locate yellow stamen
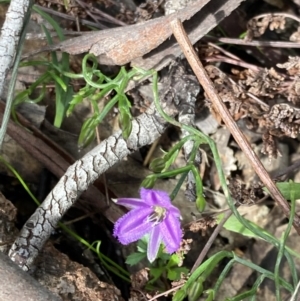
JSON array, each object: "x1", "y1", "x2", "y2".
[{"x1": 148, "y1": 206, "x2": 166, "y2": 224}]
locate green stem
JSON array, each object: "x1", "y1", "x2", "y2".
[
  {"x1": 233, "y1": 255, "x2": 293, "y2": 292},
  {"x1": 228, "y1": 274, "x2": 265, "y2": 301},
  {"x1": 170, "y1": 171, "x2": 189, "y2": 200},
  {"x1": 274, "y1": 182, "x2": 297, "y2": 300},
  {"x1": 60, "y1": 224, "x2": 131, "y2": 282},
  {"x1": 152, "y1": 70, "x2": 284, "y2": 252}
]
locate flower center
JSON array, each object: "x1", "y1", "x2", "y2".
[{"x1": 148, "y1": 206, "x2": 166, "y2": 225}]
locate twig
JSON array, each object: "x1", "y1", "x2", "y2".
[
  {"x1": 34, "y1": 4, "x2": 109, "y2": 30},
  {"x1": 207, "y1": 42, "x2": 242, "y2": 62},
  {"x1": 253, "y1": 12, "x2": 300, "y2": 24},
  {"x1": 226, "y1": 77, "x2": 269, "y2": 108},
  {"x1": 210, "y1": 37, "x2": 300, "y2": 49},
  {"x1": 143, "y1": 137, "x2": 160, "y2": 166},
  {"x1": 191, "y1": 210, "x2": 232, "y2": 273},
  {"x1": 205, "y1": 55, "x2": 261, "y2": 72},
  {"x1": 147, "y1": 284, "x2": 184, "y2": 301},
  {"x1": 170, "y1": 18, "x2": 300, "y2": 235},
  {"x1": 273, "y1": 159, "x2": 300, "y2": 181},
  {"x1": 74, "y1": 0, "x2": 127, "y2": 26}
]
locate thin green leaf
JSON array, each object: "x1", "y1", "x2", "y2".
[
  {"x1": 217, "y1": 213, "x2": 300, "y2": 259},
  {"x1": 33, "y1": 6, "x2": 65, "y2": 41},
  {"x1": 264, "y1": 182, "x2": 300, "y2": 201},
  {"x1": 46, "y1": 70, "x2": 67, "y2": 91}
]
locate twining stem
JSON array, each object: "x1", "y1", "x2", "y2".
[{"x1": 152, "y1": 70, "x2": 285, "y2": 269}]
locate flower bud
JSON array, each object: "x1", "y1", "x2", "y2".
[
  {"x1": 149, "y1": 158, "x2": 166, "y2": 173},
  {"x1": 188, "y1": 279, "x2": 203, "y2": 301},
  {"x1": 78, "y1": 118, "x2": 96, "y2": 149},
  {"x1": 140, "y1": 176, "x2": 156, "y2": 188},
  {"x1": 196, "y1": 195, "x2": 206, "y2": 212},
  {"x1": 119, "y1": 109, "x2": 132, "y2": 139}
]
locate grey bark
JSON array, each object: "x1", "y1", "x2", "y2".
[
  {"x1": 0, "y1": 0, "x2": 31, "y2": 97},
  {"x1": 0, "y1": 251, "x2": 62, "y2": 301}
]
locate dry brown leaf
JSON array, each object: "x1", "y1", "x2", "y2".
[
  {"x1": 30, "y1": 0, "x2": 245, "y2": 68},
  {"x1": 40, "y1": 0, "x2": 210, "y2": 65}
]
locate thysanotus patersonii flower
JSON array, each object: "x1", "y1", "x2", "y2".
[{"x1": 113, "y1": 188, "x2": 182, "y2": 262}]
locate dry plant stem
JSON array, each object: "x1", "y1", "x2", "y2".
[
  {"x1": 74, "y1": 0, "x2": 127, "y2": 26},
  {"x1": 273, "y1": 159, "x2": 300, "y2": 181},
  {"x1": 8, "y1": 103, "x2": 173, "y2": 271},
  {"x1": 254, "y1": 12, "x2": 300, "y2": 24},
  {"x1": 214, "y1": 37, "x2": 300, "y2": 49},
  {"x1": 143, "y1": 137, "x2": 160, "y2": 166},
  {"x1": 290, "y1": 278, "x2": 300, "y2": 301},
  {"x1": 170, "y1": 18, "x2": 300, "y2": 235},
  {"x1": 226, "y1": 77, "x2": 269, "y2": 108},
  {"x1": 191, "y1": 210, "x2": 232, "y2": 273},
  {"x1": 34, "y1": 5, "x2": 108, "y2": 30},
  {"x1": 205, "y1": 56, "x2": 261, "y2": 72},
  {"x1": 148, "y1": 284, "x2": 184, "y2": 301},
  {"x1": 207, "y1": 42, "x2": 242, "y2": 62}
]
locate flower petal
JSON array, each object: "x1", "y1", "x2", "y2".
[
  {"x1": 168, "y1": 206, "x2": 181, "y2": 218},
  {"x1": 147, "y1": 226, "x2": 162, "y2": 263},
  {"x1": 116, "y1": 198, "x2": 149, "y2": 209},
  {"x1": 160, "y1": 213, "x2": 182, "y2": 254},
  {"x1": 140, "y1": 188, "x2": 172, "y2": 208},
  {"x1": 113, "y1": 207, "x2": 153, "y2": 245}
]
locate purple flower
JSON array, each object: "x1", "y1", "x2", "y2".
[{"x1": 113, "y1": 188, "x2": 182, "y2": 263}]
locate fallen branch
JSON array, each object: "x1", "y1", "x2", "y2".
[{"x1": 8, "y1": 101, "x2": 177, "y2": 271}]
